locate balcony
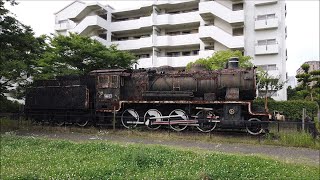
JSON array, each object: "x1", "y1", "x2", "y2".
[
  {"x1": 254, "y1": 0, "x2": 278, "y2": 6},
  {"x1": 267, "y1": 69, "x2": 281, "y2": 77},
  {"x1": 199, "y1": 1, "x2": 244, "y2": 24},
  {"x1": 71, "y1": 15, "x2": 108, "y2": 35},
  {"x1": 54, "y1": 22, "x2": 69, "y2": 31},
  {"x1": 156, "y1": 55, "x2": 200, "y2": 67},
  {"x1": 156, "y1": 11, "x2": 201, "y2": 26},
  {"x1": 111, "y1": 36, "x2": 153, "y2": 51},
  {"x1": 110, "y1": 16, "x2": 152, "y2": 32},
  {"x1": 255, "y1": 18, "x2": 279, "y2": 30},
  {"x1": 156, "y1": 34, "x2": 200, "y2": 47},
  {"x1": 67, "y1": 2, "x2": 106, "y2": 21},
  {"x1": 255, "y1": 44, "x2": 279, "y2": 55},
  {"x1": 136, "y1": 57, "x2": 153, "y2": 68},
  {"x1": 199, "y1": 26, "x2": 244, "y2": 49},
  {"x1": 155, "y1": 0, "x2": 195, "y2": 5},
  {"x1": 93, "y1": 35, "x2": 153, "y2": 51},
  {"x1": 199, "y1": 50, "x2": 215, "y2": 58}
]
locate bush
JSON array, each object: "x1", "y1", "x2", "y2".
[
  {"x1": 0, "y1": 96, "x2": 21, "y2": 113},
  {"x1": 253, "y1": 99, "x2": 319, "y2": 121},
  {"x1": 265, "y1": 132, "x2": 319, "y2": 149}
]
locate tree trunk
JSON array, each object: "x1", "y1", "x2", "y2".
[{"x1": 264, "y1": 89, "x2": 269, "y2": 113}]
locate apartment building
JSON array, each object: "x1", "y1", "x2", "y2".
[
  {"x1": 54, "y1": 0, "x2": 287, "y2": 100},
  {"x1": 296, "y1": 61, "x2": 320, "y2": 75},
  {"x1": 296, "y1": 60, "x2": 320, "y2": 87}
]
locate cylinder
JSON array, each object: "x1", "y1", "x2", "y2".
[{"x1": 227, "y1": 57, "x2": 239, "y2": 69}]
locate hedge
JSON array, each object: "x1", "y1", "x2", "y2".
[
  {"x1": 0, "y1": 97, "x2": 21, "y2": 113},
  {"x1": 253, "y1": 99, "x2": 319, "y2": 121}
]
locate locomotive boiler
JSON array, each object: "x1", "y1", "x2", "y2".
[{"x1": 25, "y1": 57, "x2": 270, "y2": 135}]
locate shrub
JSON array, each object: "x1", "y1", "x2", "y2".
[
  {"x1": 253, "y1": 99, "x2": 319, "y2": 121},
  {"x1": 0, "y1": 96, "x2": 21, "y2": 113}
]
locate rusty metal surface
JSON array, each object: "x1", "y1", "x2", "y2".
[
  {"x1": 225, "y1": 88, "x2": 239, "y2": 100},
  {"x1": 25, "y1": 86, "x2": 89, "y2": 110},
  {"x1": 96, "y1": 100, "x2": 270, "y2": 118}
]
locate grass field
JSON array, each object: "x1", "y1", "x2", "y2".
[{"x1": 1, "y1": 135, "x2": 319, "y2": 179}]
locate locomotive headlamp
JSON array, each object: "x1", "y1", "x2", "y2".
[{"x1": 229, "y1": 108, "x2": 235, "y2": 115}]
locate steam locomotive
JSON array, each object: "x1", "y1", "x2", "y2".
[{"x1": 25, "y1": 57, "x2": 270, "y2": 135}]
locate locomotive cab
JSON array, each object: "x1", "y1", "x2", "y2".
[{"x1": 90, "y1": 69, "x2": 126, "y2": 112}]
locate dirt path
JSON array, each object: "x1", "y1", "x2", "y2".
[{"x1": 11, "y1": 130, "x2": 320, "y2": 167}]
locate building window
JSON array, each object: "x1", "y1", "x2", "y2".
[
  {"x1": 117, "y1": 37, "x2": 129, "y2": 41},
  {"x1": 167, "y1": 11, "x2": 179, "y2": 15},
  {"x1": 166, "y1": 31, "x2": 180, "y2": 36},
  {"x1": 257, "y1": 14, "x2": 276, "y2": 20},
  {"x1": 257, "y1": 64, "x2": 277, "y2": 71},
  {"x1": 205, "y1": 45, "x2": 214, "y2": 50},
  {"x1": 182, "y1": 51, "x2": 191, "y2": 56},
  {"x1": 167, "y1": 52, "x2": 180, "y2": 57},
  {"x1": 181, "y1": 31, "x2": 191, "y2": 35},
  {"x1": 99, "y1": 14, "x2": 108, "y2": 20},
  {"x1": 232, "y1": 3, "x2": 243, "y2": 11},
  {"x1": 98, "y1": 33, "x2": 107, "y2": 40},
  {"x1": 257, "y1": 39, "x2": 277, "y2": 46},
  {"x1": 233, "y1": 27, "x2": 244, "y2": 36},
  {"x1": 193, "y1": 50, "x2": 199, "y2": 55},
  {"x1": 58, "y1": 19, "x2": 68, "y2": 24},
  {"x1": 136, "y1": 54, "x2": 149, "y2": 58}
]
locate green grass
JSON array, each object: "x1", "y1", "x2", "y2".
[
  {"x1": 264, "y1": 132, "x2": 320, "y2": 149},
  {"x1": 1, "y1": 135, "x2": 319, "y2": 179}
]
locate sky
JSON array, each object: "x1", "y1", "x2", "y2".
[{"x1": 6, "y1": 0, "x2": 320, "y2": 76}]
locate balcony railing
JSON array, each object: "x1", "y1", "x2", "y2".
[
  {"x1": 111, "y1": 36, "x2": 153, "y2": 51},
  {"x1": 54, "y1": 22, "x2": 69, "y2": 31},
  {"x1": 155, "y1": 11, "x2": 201, "y2": 26},
  {"x1": 156, "y1": 55, "x2": 200, "y2": 67},
  {"x1": 136, "y1": 57, "x2": 153, "y2": 69},
  {"x1": 71, "y1": 15, "x2": 108, "y2": 35},
  {"x1": 110, "y1": 16, "x2": 152, "y2": 32},
  {"x1": 255, "y1": 44, "x2": 279, "y2": 55},
  {"x1": 155, "y1": 0, "x2": 195, "y2": 5},
  {"x1": 156, "y1": 34, "x2": 200, "y2": 47},
  {"x1": 199, "y1": 1, "x2": 244, "y2": 24},
  {"x1": 199, "y1": 26, "x2": 244, "y2": 49},
  {"x1": 255, "y1": 18, "x2": 279, "y2": 30},
  {"x1": 199, "y1": 50, "x2": 215, "y2": 58},
  {"x1": 254, "y1": 0, "x2": 278, "y2": 6}
]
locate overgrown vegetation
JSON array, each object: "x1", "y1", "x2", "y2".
[
  {"x1": 265, "y1": 132, "x2": 318, "y2": 148},
  {"x1": 288, "y1": 63, "x2": 320, "y2": 105},
  {"x1": 253, "y1": 99, "x2": 319, "y2": 120},
  {"x1": 35, "y1": 33, "x2": 137, "y2": 80},
  {"x1": 186, "y1": 50, "x2": 253, "y2": 71},
  {"x1": 0, "y1": 97, "x2": 21, "y2": 113},
  {"x1": 1, "y1": 135, "x2": 318, "y2": 179},
  {"x1": 0, "y1": 0, "x2": 46, "y2": 99}
]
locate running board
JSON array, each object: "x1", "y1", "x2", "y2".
[
  {"x1": 149, "y1": 115, "x2": 184, "y2": 120},
  {"x1": 125, "y1": 121, "x2": 146, "y2": 125}
]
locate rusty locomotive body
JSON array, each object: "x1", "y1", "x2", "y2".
[{"x1": 25, "y1": 58, "x2": 270, "y2": 135}]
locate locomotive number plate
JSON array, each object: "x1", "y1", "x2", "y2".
[{"x1": 104, "y1": 94, "x2": 112, "y2": 99}]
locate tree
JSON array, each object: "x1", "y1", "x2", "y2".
[
  {"x1": 186, "y1": 50, "x2": 253, "y2": 70},
  {"x1": 257, "y1": 71, "x2": 285, "y2": 111},
  {"x1": 0, "y1": 0, "x2": 46, "y2": 98},
  {"x1": 287, "y1": 86, "x2": 304, "y2": 100},
  {"x1": 295, "y1": 63, "x2": 320, "y2": 104},
  {"x1": 34, "y1": 33, "x2": 137, "y2": 80}
]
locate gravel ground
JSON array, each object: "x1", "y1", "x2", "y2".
[{"x1": 9, "y1": 129, "x2": 320, "y2": 167}]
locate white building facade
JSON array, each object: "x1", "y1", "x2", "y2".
[{"x1": 54, "y1": 0, "x2": 287, "y2": 100}]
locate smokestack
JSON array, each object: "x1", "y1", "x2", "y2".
[{"x1": 227, "y1": 57, "x2": 239, "y2": 69}]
